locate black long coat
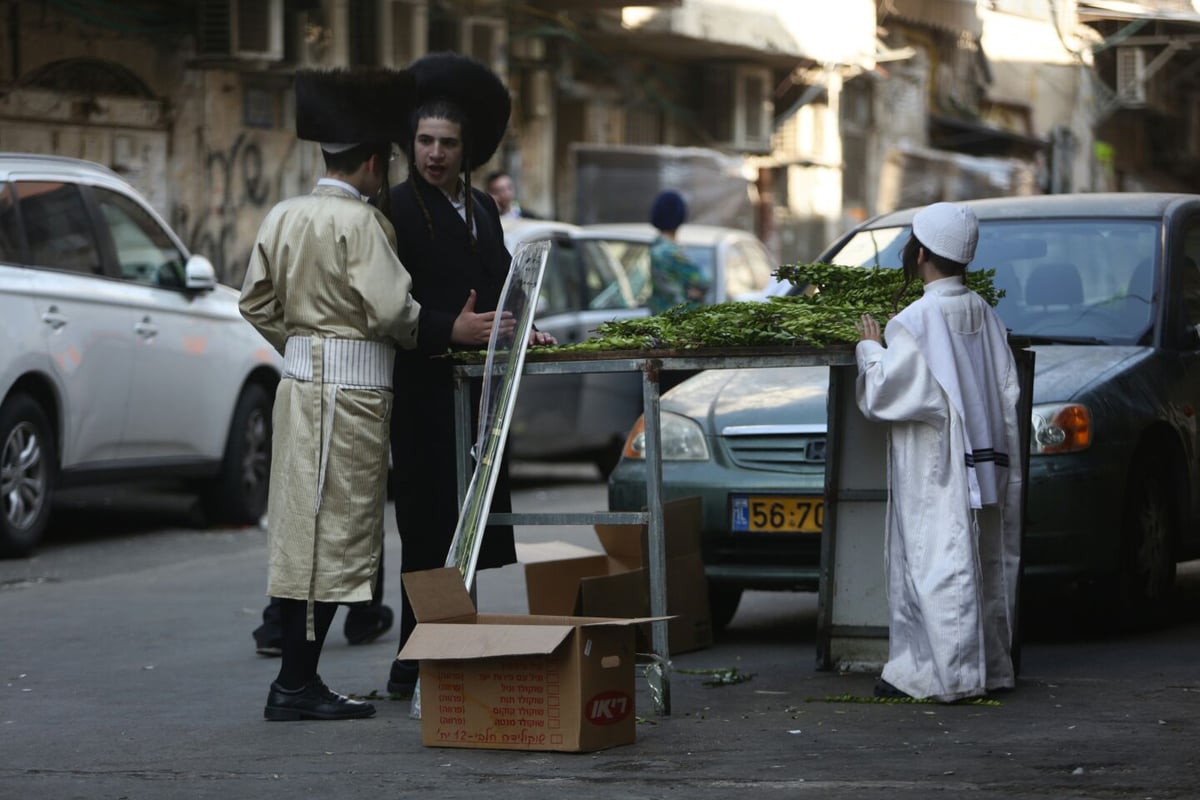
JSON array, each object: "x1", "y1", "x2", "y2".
[{"x1": 388, "y1": 177, "x2": 517, "y2": 594}]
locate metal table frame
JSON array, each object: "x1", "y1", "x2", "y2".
[
  {"x1": 454, "y1": 343, "x2": 1031, "y2": 714},
  {"x1": 453, "y1": 347, "x2": 858, "y2": 716}
]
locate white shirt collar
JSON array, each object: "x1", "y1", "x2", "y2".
[
  {"x1": 438, "y1": 179, "x2": 466, "y2": 208},
  {"x1": 317, "y1": 177, "x2": 368, "y2": 202},
  {"x1": 923, "y1": 276, "x2": 967, "y2": 295}
]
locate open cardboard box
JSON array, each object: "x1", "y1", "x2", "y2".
[
  {"x1": 519, "y1": 496, "x2": 713, "y2": 654},
  {"x1": 397, "y1": 566, "x2": 660, "y2": 753}
]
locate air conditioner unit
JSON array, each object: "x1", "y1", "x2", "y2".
[
  {"x1": 1116, "y1": 46, "x2": 1147, "y2": 107},
  {"x1": 197, "y1": 0, "x2": 284, "y2": 61},
  {"x1": 703, "y1": 64, "x2": 774, "y2": 153}
]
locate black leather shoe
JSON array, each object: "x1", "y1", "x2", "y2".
[
  {"x1": 252, "y1": 623, "x2": 282, "y2": 658},
  {"x1": 254, "y1": 640, "x2": 282, "y2": 657},
  {"x1": 387, "y1": 659, "x2": 419, "y2": 697},
  {"x1": 264, "y1": 676, "x2": 375, "y2": 721},
  {"x1": 874, "y1": 678, "x2": 911, "y2": 699},
  {"x1": 344, "y1": 604, "x2": 394, "y2": 646}
]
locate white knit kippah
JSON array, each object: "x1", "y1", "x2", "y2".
[{"x1": 912, "y1": 202, "x2": 979, "y2": 264}]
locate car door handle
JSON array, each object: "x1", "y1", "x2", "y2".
[
  {"x1": 41, "y1": 306, "x2": 68, "y2": 330},
  {"x1": 134, "y1": 316, "x2": 158, "y2": 340}
]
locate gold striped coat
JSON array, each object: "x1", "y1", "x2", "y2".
[{"x1": 240, "y1": 184, "x2": 420, "y2": 606}]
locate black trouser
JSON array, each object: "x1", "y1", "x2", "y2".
[
  {"x1": 273, "y1": 597, "x2": 337, "y2": 690},
  {"x1": 256, "y1": 548, "x2": 386, "y2": 643}
]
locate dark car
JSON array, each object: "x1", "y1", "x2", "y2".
[{"x1": 608, "y1": 193, "x2": 1200, "y2": 630}]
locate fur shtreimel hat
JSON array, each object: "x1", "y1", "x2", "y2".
[
  {"x1": 295, "y1": 68, "x2": 415, "y2": 149},
  {"x1": 407, "y1": 52, "x2": 511, "y2": 170},
  {"x1": 650, "y1": 190, "x2": 687, "y2": 232}
]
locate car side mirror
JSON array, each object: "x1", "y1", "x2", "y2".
[{"x1": 185, "y1": 254, "x2": 217, "y2": 292}]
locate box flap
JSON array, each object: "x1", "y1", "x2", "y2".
[
  {"x1": 578, "y1": 615, "x2": 670, "y2": 627},
  {"x1": 592, "y1": 524, "x2": 643, "y2": 569},
  {"x1": 524, "y1": 552, "x2": 611, "y2": 615},
  {"x1": 475, "y1": 612, "x2": 669, "y2": 627},
  {"x1": 515, "y1": 540, "x2": 602, "y2": 563},
  {"x1": 594, "y1": 496, "x2": 703, "y2": 568},
  {"x1": 398, "y1": 622, "x2": 575, "y2": 660},
  {"x1": 402, "y1": 567, "x2": 477, "y2": 623},
  {"x1": 576, "y1": 557, "x2": 712, "y2": 654},
  {"x1": 661, "y1": 496, "x2": 702, "y2": 556},
  {"x1": 579, "y1": 569, "x2": 647, "y2": 620}
]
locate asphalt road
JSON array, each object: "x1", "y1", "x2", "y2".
[{"x1": 2, "y1": 466, "x2": 1200, "y2": 799}]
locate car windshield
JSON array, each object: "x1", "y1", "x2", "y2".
[
  {"x1": 580, "y1": 239, "x2": 639, "y2": 310},
  {"x1": 825, "y1": 219, "x2": 1162, "y2": 345},
  {"x1": 679, "y1": 244, "x2": 717, "y2": 280},
  {"x1": 592, "y1": 239, "x2": 718, "y2": 306}
]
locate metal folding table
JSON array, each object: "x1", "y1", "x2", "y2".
[{"x1": 453, "y1": 345, "x2": 1032, "y2": 714}]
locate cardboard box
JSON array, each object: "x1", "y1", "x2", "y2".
[
  {"x1": 397, "y1": 567, "x2": 656, "y2": 753},
  {"x1": 519, "y1": 496, "x2": 713, "y2": 654}
]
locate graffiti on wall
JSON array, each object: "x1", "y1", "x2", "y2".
[{"x1": 179, "y1": 132, "x2": 302, "y2": 286}]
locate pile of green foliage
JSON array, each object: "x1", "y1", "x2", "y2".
[{"x1": 541, "y1": 263, "x2": 1002, "y2": 354}]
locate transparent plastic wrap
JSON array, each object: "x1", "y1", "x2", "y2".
[
  {"x1": 410, "y1": 238, "x2": 550, "y2": 720},
  {"x1": 446, "y1": 238, "x2": 551, "y2": 587}
]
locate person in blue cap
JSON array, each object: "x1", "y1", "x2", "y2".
[{"x1": 647, "y1": 189, "x2": 709, "y2": 313}]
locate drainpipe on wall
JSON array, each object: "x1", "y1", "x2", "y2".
[
  {"x1": 756, "y1": 167, "x2": 776, "y2": 260},
  {"x1": 8, "y1": 0, "x2": 19, "y2": 80}
]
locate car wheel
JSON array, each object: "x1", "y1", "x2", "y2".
[
  {"x1": 0, "y1": 394, "x2": 56, "y2": 558},
  {"x1": 707, "y1": 582, "x2": 743, "y2": 633},
  {"x1": 203, "y1": 383, "x2": 272, "y2": 526},
  {"x1": 1116, "y1": 462, "x2": 1176, "y2": 627}
]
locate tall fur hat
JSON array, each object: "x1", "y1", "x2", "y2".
[
  {"x1": 406, "y1": 52, "x2": 511, "y2": 170},
  {"x1": 295, "y1": 68, "x2": 416, "y2": 147}
]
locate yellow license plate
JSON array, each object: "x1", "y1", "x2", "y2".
[{"x1": 731, "y1": 495, "x2": 823, "y2": 533}]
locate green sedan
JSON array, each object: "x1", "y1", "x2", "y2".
[{"x1": 609, "y1": 193, "x2": 1200, "y2": 631}]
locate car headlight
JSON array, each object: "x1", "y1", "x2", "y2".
[
  {"x1": 1031, "y1": 403, "x2": 1091, "y2": 454},
  {"x1": 621, "y1": 411, "x2": 710, "y2": 461}
]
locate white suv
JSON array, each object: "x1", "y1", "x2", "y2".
[{"x1": 0, "y1": 153, "x2": 281, "y2": 556}]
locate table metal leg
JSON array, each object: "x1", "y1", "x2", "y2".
[{"x1": 642, "y1": 359, "x2": 670, "y2": 715}]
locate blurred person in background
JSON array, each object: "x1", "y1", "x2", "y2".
[
  {"x1": 647, "y1": 189, "x2": 709, "y2": 313},
  {"x1": 485, "y1": 169, "x2": 538, "y2": 219}
]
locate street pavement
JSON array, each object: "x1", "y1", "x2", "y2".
[{"x1": 1, "y1": 474, "x2": 1199, "y2": 799}]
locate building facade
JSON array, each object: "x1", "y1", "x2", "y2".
[{"x1": 0, "y1": 0, "x2": 1192, "y2": 284}]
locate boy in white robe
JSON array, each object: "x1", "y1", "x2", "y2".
[{"x1": 854, "y1": 202, "x2": 1024, "y2": 702}]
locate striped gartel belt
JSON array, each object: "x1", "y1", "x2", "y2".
[{"x1": 283, "y1": 335, "x2": 393, "y2": 389}]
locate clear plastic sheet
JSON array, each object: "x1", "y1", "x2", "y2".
[
  {"x1": 444, "y1": 238, "x2": 551, "y2": 587},
  {"x1": 411, "y1": 238, "x2": 550, "y2": 721}
]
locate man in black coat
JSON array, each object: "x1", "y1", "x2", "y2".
[{"x1": 386, "y1": 52, "x2": 554, "y2": 695}]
